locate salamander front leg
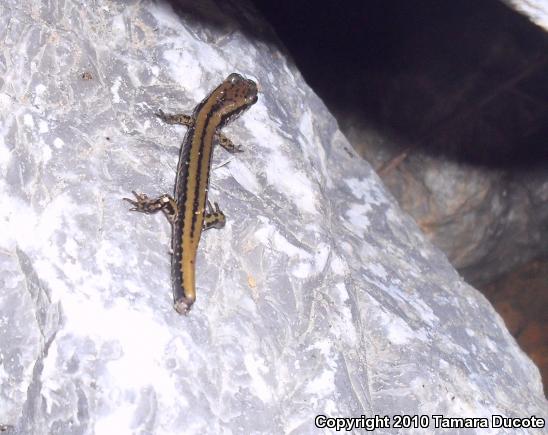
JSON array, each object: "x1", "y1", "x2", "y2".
[
  {"x1": 217, "y1": 132, "x2": 243, "y2": 153},
  {"x1": 156, "y1": 109, "x2": 243, "y2": 153},
  {"x1": 155, "y1": 109, "x2": 194, "y2": 128},
  {"x1": 123, "y1": 191, "x2": 178, "y2": 224},
  {"x1": 203, "y1": 200, "x2": 226, "y2": 230}
]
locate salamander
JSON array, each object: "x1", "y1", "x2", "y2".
[{"x1": 124, "y1": 73, "x2": 258, "y2": 314}]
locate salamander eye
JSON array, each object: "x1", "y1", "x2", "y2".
[{"x1": 226, "y1": 73, "x2": 242, "y2": 84}]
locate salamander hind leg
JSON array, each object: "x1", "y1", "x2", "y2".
[
  {"x1": 123, "y1": 191, "x2": 178, "y2": 224},
  {"x1": 203, "y1": 200, "x2": 226, "y2": 230}
]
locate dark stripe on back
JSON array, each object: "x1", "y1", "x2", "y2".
[
  {"x1": 172, "y1": 125, "x2": 195, "y2": 291},
  {"x1": 189, "y1": 101, "x2": 222, "y2": 236}
]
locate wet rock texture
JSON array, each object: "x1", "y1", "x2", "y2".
[
  {"x1": 364, "y1": 153, "x2": 548, "y2": 287},
  {"x1": 482, "y1": 258, "x2": 548, "y2": 396}
]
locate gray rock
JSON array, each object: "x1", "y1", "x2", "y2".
[
  {"x1": 349, "y1": 139, "x2": 548, "y2": 285},
  {"x1": 0, "y1": 1, "x2": 546, "y2": 434},
  {"x1": 502, "y1": 0, "x2": 548, "y2": 29}
]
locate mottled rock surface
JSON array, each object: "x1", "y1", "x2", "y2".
[
  {"x1": 0, "y1": 1, "x2": 546, "y2": 434},
  {"x1": 347, "y1": 136, "x2": 548, "y2": 286}
]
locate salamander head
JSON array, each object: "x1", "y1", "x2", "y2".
[{"x1": 210, "y1": 73, "x2": 258, "y2": 123}]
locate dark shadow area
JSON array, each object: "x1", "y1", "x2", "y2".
[
  {"x1": 163, "y1": 0, "x2": 278, "y2": 46},
  {"x1": 249, "y1": 0, "x2": 548, "y2": 168}
]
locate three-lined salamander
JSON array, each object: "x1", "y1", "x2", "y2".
[{"x1": 124, "y1": 73, "x2": 258, "y2": 314}]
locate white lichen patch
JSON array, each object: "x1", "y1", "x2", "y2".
[
  {"x1": 225, "y1": 158, "x2": 262, "y2": 195},
  {"x1": 264, "y1": 146, "x2": 318, "y2": 215},
  {"x1": 110, "y1": 76, "x2": 123, "y2": 104},
  {"x1": 23, "y1": 113, "x2": 34, "y2": 128},
  {"x1": 244, "y1": 354, "x2": 273, "y2": 403},
  {"x1": 53, "y1": 137, "x2": 64, "y2": 149},
  {"x1": 344, "y1": 202, "x2": 372, "y2": 234},
  {"x1": 345, "y1": 177, "x2": 387, "y2": 206}
]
